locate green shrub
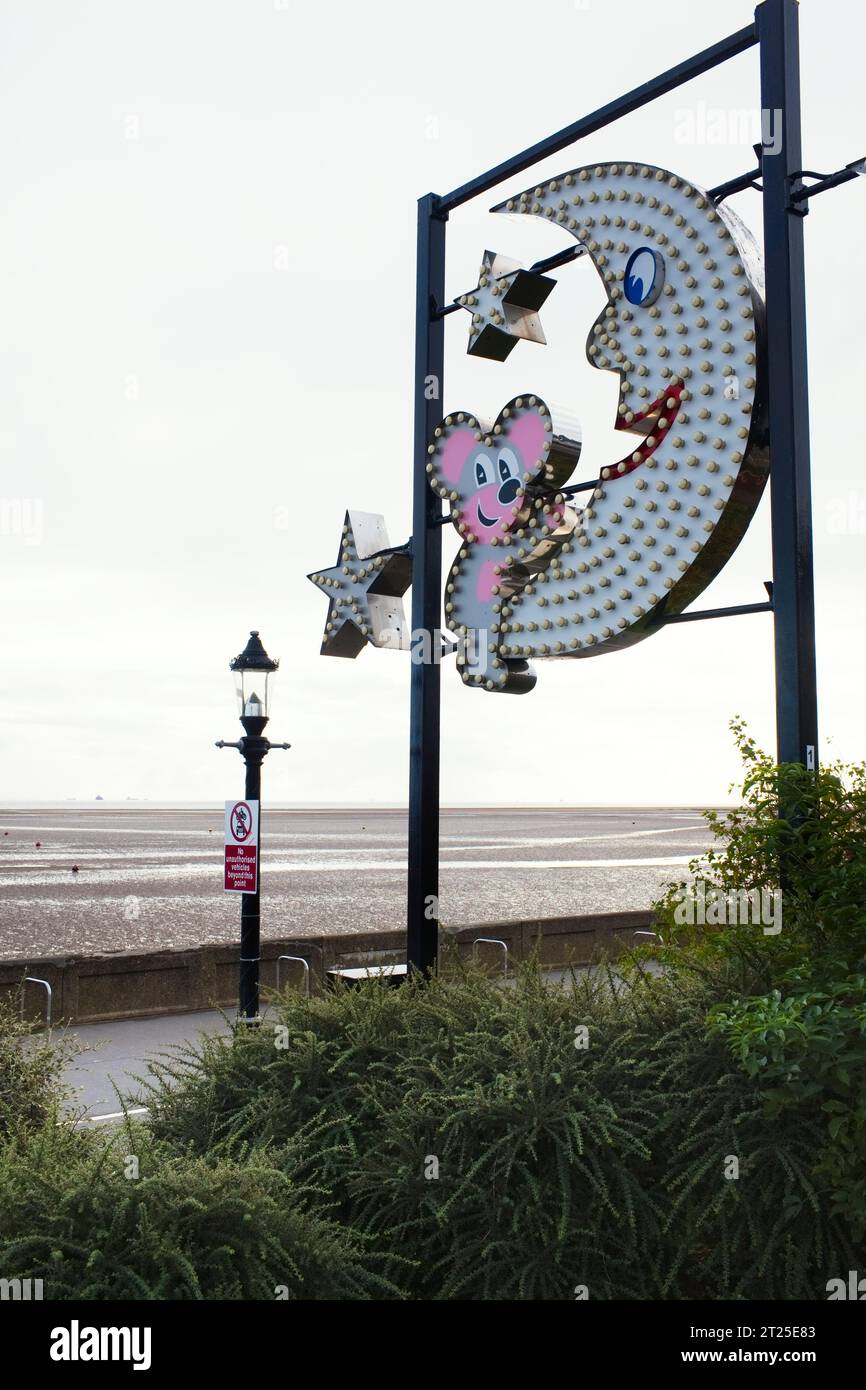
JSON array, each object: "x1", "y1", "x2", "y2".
[
  {"x1": 708, "y1": 973, "x2": 866, "y2": 1240},
  {"x1": 143, "y1": 964, "x2": 856, "y2": 1299},
  {"x1": 0, "y1": 995, "x2": 74, "y2": 1141},
  {"x1": 649, "y1": 721, "x2": 866, "y2": 1248},
  {"x1": 0, "y1": 1118, "x2": 396, "y2": 1300},
  {"x1": 652, "y1": 718, "x2": 866, "y2": 984},
  {"x1": 143, "y1": 710, "x2": 866, "y2": 1298}
]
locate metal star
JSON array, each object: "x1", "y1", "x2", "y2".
[
  {"x1": 308, "y1": 510, "x2": 412, "y2": 658},
  {"x1": 457, "y1": 249, "x2": 556, "y2": 362}
]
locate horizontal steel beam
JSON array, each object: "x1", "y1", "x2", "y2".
[
  {"x1": 561, "y1": 478, "x2": 601, "y2": 496},
  {"x1": 437, "y1": 23, "x2": 758, "y2": 213},
  {"x1": 662, "y1": 600, "x2": 773, "y2": 626},
  {"x1": 530, "y1": 244, "x2": 586, "y2": 275},
  {"x1": 791, "y1": 158, "x2": 865, "y2": 203},
  {"x1": 708, "y1": 165, "x2": 763, "y2": 203}
]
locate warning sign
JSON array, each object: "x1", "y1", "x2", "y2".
[
  {"x1": 225, "y1": 843, "x2": 258, "y2": 893},
  {"x1": 224, "y1": 800, "x2": 259, "y2": 894}
]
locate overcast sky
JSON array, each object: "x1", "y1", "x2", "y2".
[{"x1": 1, "y1": 0, "x2": 864, "y2": 805}]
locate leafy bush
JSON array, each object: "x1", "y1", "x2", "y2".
[
  {"x1": 141, "y1": 724, "x2": 866, "y2": 1299},
  {"x1": 651, "y1": 720, "x2": 866, "y2": 1246},
  {"x1": 652, "y1": 718, "x2": 866, "y2": 983},
  {"x1": 0, "y1": 1118, "x2": 395, "y2": 1300},
  {"x1": 0, "y1": 1000, "x2": 394, "y2": 1300},
  {"x1": 708, "y1": 974, "x2": 866, "y2": 1240},
  {"x1": 0, "y1": 994, "x2": 74, "y2": 1141},
  {"x1": 143, "y1": 963, "x2": 856, "y2": 1299}
]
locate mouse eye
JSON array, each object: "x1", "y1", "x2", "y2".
[
  {"x1": 624, "y1": 246, "x2": 665, "y2": 306},
  {"x1": 497, "y1": 447, "x2": 519, "y2": 483},
  {"x1": 474, "y1": 455, "x2": 493, "y2": 488}
]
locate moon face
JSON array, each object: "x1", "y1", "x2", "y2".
[{"x1": 486, "y1": 161, "x2": 769, "y2": 662}]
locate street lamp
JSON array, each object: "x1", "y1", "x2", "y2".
[{"x1": 216, "y1": 630, "x2": 289, "y2": 1023}]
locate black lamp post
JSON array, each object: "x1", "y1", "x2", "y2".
[{"x1": 216, "y1": 630, "x2": 289, "y2": 1023}]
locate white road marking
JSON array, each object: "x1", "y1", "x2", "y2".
[{"x1": 73, "y1": 1106, "x2": 149, "y2": 1129}]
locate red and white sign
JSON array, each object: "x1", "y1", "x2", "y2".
[{"x1": 224, "y1": 799, "x2": 259, "y2": 894}]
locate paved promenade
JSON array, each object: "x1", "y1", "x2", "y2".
[{"x1": 63, "y1": 1009, "x2": 230, "y2": 1121}]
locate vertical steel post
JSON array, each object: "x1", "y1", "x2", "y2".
[
  {"x1": 757, "y1": 0, "x2": 819, "y2": 769},
  {"x1": 407, "y1": 194, "x2": 447, "y2": 973}
]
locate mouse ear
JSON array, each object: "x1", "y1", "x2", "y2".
[
  {"x1": 426, "y1": 414, "x2": 482, "y2": 497},
  {"x1": 495, "y1": 395, "x2": 581, "y2": 488},
  {"x1": 438, "y1": 425, "x2": 476, "y2": 485},
  {"x1": 502, "y1": 406, "x2": 547, "y2": 478}
]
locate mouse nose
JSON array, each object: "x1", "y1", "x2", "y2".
[{"x1": 498, "y1": 477, "x2": 521, "y2": 505}]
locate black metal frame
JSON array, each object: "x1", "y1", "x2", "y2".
[{"x1": 407, "y1": 0, "x2": 826, "y2": 973}]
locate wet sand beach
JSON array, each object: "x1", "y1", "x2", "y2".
[{"x1": 0, "y1": 805, "x2": 715, "y2": 958}]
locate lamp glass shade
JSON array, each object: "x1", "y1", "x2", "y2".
[{"x1": 234, "y1": 668, "x2": 273, "y2": 720}]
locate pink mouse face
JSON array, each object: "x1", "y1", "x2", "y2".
[
  {"x1": 432, "y1": 407, "x2": 548, "y2": 544},
  {"x1": 459, "y1": 443, "x2": 524, "y2": 540}
]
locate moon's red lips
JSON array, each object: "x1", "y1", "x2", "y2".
[{"x1": 603, "y1": 381, "x2": 685, "y2": 482}]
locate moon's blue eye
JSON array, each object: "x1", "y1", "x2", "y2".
[{"x1": 624, "y1": 246, "x2": 665, "y2": 306}]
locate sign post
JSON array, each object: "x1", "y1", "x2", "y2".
[{"x1": 215, "y1": 631, "x2": 290, "y2": 1023}]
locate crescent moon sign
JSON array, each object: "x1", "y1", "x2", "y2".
[{"x1": 427, "y1": 161, "x2": 768, "y2": 691}]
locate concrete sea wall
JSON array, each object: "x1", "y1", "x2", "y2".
[{"x1": 0, "y1": 911, "x2": 655, "y2": 1024}]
